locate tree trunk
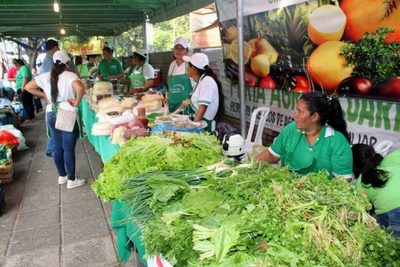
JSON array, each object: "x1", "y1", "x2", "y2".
[{"x1": 7, "y1": 37, "x2": 45, "y2": 69}]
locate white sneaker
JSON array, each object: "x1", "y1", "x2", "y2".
[
  {"x1": 67, "y1": 178, "x2": 86, "y2": 189},
  {"x1": 58, "y1": 176, "x2": 68, "y2": 184}
]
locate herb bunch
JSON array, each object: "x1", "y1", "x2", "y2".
[{"x1": 340, "y1": 28, "x2": 400, "y2": 86}]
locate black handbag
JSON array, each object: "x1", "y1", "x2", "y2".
[{"x1": 0, "y1": 185, "x2": 5, "y2": 216}]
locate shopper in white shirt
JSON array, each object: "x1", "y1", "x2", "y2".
[
  {"x1": 167, "y1": 37, "x2": 194, "y2": 112},
  {"x1": 183, "y1": 53, "x2": 224, "y2": 132},
  {"x1": 24, "y1": 51, "x2": 86, "y2": 189}
]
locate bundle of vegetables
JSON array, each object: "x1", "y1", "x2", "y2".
[
  {"x1": 132, "y1": 163, "x2": 400, "y2": 266},
  {"x1": 91, "y1": 132, "x2": 222, "y2": 201}
]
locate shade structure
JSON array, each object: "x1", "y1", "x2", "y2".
[{"x1": 0, "y1": 0, "x2": 212, "y2": 37}]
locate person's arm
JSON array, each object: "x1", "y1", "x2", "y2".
[
  {"x1": 331, "y1": 136, "x2": 354, "y2": 182},
  {"x1": 24, "y1": 80, "x2": 48, "y2": 101},
  {"x1": 142, "y1": 79, "x2": 154, "y2": 92},
  {"x1": 194, "y1": 104, "x2": 207, "y2": 122},
  {"x1": 255, "y1": 149, "x2": 280, "y2": 164},
  {"x1": 138, "y1": 64, "x2": 155, "y2": 92},
  {"x1": 21, "y1": 77, "x2": 30, "y2": 91},
  {"x1": 256, "y1": 121, "x2": 293, "y2": 164},
  {"x1": 68, "y1": 80, "x2": 85, "y2": 107}
]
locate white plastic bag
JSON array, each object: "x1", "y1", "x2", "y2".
[
  {"x1": 55, "y1": 102, "x2": 77, "y2": 132},
  {"x1": 0, "y1": 125, "x2": 29, "y2": 151}
]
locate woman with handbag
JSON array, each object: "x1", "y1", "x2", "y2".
[{"x1": 24, "y1": 51, "x2": 86, "y2": 189}]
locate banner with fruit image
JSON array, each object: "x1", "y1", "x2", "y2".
[
  {"x1": 204, "y1": 48, "x2": 400, "y2": 150},
  {"x1": 216, "y1": 0, "x2": 400, "y2": 101}
]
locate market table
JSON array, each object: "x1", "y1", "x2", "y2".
[{"x1": 79, "y1": 97, "x2": 147, "y2": 265}]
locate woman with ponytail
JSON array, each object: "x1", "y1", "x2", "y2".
[
  {"x1": 182, "y1": 53, "x2": 224, "y2": 132},
  {"x1": 257, "y1": 91, "x2": 352, "y2": 179},
  {"x1": 24, "y1": 51, "x2": 86, "y2": 189},
  {"x1": 352, "y1": 144, "x2": 400, "y2": 236}
]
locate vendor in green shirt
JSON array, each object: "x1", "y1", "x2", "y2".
[
  {"x1": 352, "y1": 144, "x2": 400, "y2": 237},
  {"x1": 128, "y1": 49, "x2": 154, "y2": 93},
  {"x1": 97, "y1": 47, "x2": 123, "y2": 81},
  {"x1": 256, "y1": 91, "x2": 353, "y2": 180},
  {"x1": 13, "y1": 58, "x2": 34, "y2": 122},
  {"x1": 75, "y1": 55, "x2": 89, "y2": 78}
]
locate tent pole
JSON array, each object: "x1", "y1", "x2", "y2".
[{"x1": 236, "y1": 0, "x2": 246, "y2": 138}]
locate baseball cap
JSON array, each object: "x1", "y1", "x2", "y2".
[
  {"x1": 53, "y1": 51, "x2": 70, "y2": 64},
  {"x1": 174, "y1": 37, "x2": 189, "y2": 49},
  {"x1": 183, "y1": 53, "x2": 209, "y2": 70},
  {"x1": 134, "y1": 48, "x2": 148, "y2": 59}
]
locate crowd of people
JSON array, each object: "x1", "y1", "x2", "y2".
[{"x1": 3, "y1": 37, "x2": 399, "y2": 236}]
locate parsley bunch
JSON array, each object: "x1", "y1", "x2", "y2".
[{"x1": 340, "y1": 28, "x2": 400, "y2": 86}]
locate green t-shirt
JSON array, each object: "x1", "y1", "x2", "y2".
[
  {"x1": 270, "y1": 121, "x2": 353, "y2": 178},
  {"x1": 15, "y1": 65, "x2": 32, "y2": 90},
  {"x1": 77, "y1": 64, "x2": 89, "y2": 77},
  {"x1": 97, "y1": 58, "x2": 123, "y2": 80},
  {"x1": 355, "y1": 150, "x2": 400, "y2": 215}
]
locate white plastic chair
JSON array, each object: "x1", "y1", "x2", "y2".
[
  {"x1": 374, "y1": 140, "x2": 394, "y2": 157},
  {"x1": 244, "y1": 107, "x2": 270, "y2": 155}
]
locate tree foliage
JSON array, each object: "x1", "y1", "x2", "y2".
[
  {"x1": 104, "y1": 14, "x2": 190, "y2": 55},
  {"x1": 152, "y1": 15, "x2": 190, "y2": 52}
]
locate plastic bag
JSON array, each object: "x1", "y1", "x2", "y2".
[
  {"x1": 0, "y1": 125, "x2": 28, "y2": 151},
  {"x1": 0, "y1": 130, "x2": 19, "y2": 147}
]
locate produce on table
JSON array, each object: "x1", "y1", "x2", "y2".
[
  {"x1": 307, "y1": 5, "x2": 346, "y2": 45},
  {"x1": 340, "y1": 0, "x2": 400, "y2": 42},
  {"x1": 126, "y1": 163, "x2": 400, "y2": 266},
  {"x1": 91, "y1": 132, "x2": 222, "y2": 201},
  {"x1": 0, "y1": 130, "x2": 19, "y2": 149},
  {"x1": 306, "y1": 41, "x2": 353, "y2": 91},
  {"x1": 340, "y1": 28, "x2": 400, "y2": 91}
]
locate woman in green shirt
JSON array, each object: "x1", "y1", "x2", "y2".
[
  {"x1": 75, "y1": 56, "x2": 89, "y2": 78},
  {"x1": 256, "y1": 91, "x2": 353, "y2": 179},
  {"x1": 128, "y1": 49, "x2": 154, "y2": 93},
  {"x1": 97, "y1": 47, "x2": 123, "y2": 81},
  {"x1": 352, "y1": 144, "x2": 400, "y2": 237},
  {"x1": 13, "y1": 58, "x2": 34, "y2": 122}
]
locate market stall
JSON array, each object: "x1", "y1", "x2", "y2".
[{"x1": 79, "y1": 77, "x2": 219, "y2": 265}]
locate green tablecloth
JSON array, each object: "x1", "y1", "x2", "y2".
[
  {"x1": 79, "y1": 98, "x2": 119, "y2": 163},
  {"x1": 79, "y1": 97, "x2": 147, "y2": 265}
]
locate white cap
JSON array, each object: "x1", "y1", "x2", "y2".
[
  {"x1": 53, "y1": 51, "x2": 70, "y2": 64},
  {"x1": 174, "y1": 37, "x2": 189, "y2": 49},
  {"x1": 134, "y1": 48, "x2": 148, "y2": 59},
  {"x1": 183, "y1": 53, "x2": 209, "y2": 70}
]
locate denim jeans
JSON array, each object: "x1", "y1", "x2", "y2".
[
  {"x1": 46, "y1": 112, "x2": 78, "y2": 181},
  {"x1": 375, "y1": 207, "x2": 400, "y2": 237},
  {"x1": 46, "y1": 138, "x2": 54, "y2": 155}
]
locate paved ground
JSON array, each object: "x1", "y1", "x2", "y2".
[{"x1": 0, "y1": 112, "x2": 138, "y2": 267}]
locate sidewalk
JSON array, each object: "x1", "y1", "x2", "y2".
[{"x1": 0, "y1": 112, "x2": 137, "y2": 267}]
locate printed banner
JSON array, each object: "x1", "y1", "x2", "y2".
[
  {"x1": 216, "y1": 0, "x2": 400, "y2": 102},
  {"x1": 205, "y1": 48, "x2": 400, "y2": 150},
  {"x1": 215, "y1": 0, "x2": 309, "y2": 22},
  {"x1": 61, "y1": 37, "x2": 104, "y2": 56}
]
